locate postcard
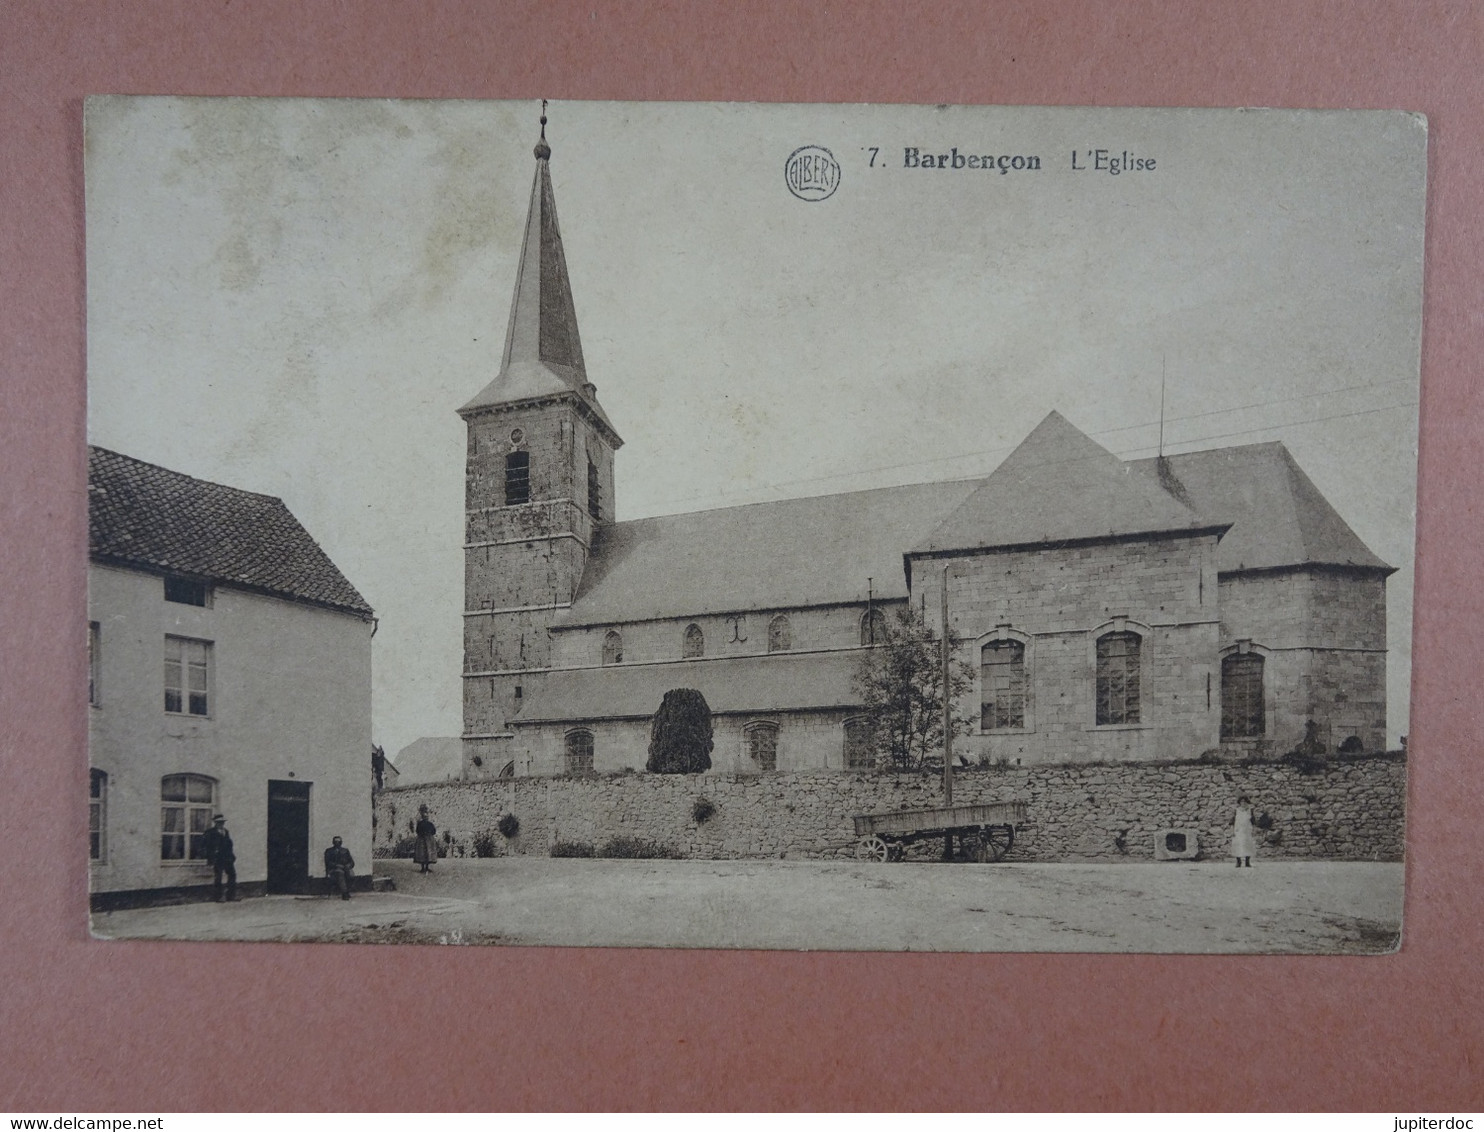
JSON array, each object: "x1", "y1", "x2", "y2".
[{"x1": 84, "y1": 98, "x2": 1424, "y2": 951}]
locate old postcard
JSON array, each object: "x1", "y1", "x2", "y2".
[{"x1": 84, "y1": 98, "x2": 1424, "y2": 951}]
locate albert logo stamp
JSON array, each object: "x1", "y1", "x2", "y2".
[{"x1": 785, "y1": 145, "x2": 840, "y2": 201}]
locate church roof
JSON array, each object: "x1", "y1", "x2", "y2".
[
  {"x1": 1128, "y1": 443, "x2": 1394, "y2": 574},
  {"x1": 392, "y1": 736, "x2": 464, "y2": 784},
  {"x1": 513, "y1": 650, "x2": 864, "y2": 724},
  {"x1": 911, "y1": 411, "x2": 1223, "y2": 556},
  {"x1": 459, "y1": 129, "x2": 619, "y2": 440},
  {"x1": 555, "y1": 478, "x2": 984, "y2": 628},
  {"x1": 88, "y1": 446, "x2": 374, "y2": 617}
]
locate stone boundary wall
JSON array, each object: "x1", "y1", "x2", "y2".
[{"x1": 374, "y1": 755, "x2": 1405, "y2": 863}]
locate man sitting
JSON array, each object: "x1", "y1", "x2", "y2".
[{"x1": 324, "y1": 836, "x2": 355, "y2": 900}]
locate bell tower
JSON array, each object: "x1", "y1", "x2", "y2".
[{"x1": 458, "y1": 107, "x2": 622, "y2": 779}]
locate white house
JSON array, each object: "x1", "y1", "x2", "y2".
[{"x1": 88, "y1": 447, "x2": 375, "y2": 908}]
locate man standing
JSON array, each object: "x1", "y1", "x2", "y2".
[
  {"x1": 324, "y1": 836, "x2": 355, "y2": 900},
  {"x1": 202, "y1": 814, "x2": 237, "y2": 902}
]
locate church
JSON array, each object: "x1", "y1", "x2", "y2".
[{"x1": 459, "y1": 126, "x2": 1394, "y2": 782}]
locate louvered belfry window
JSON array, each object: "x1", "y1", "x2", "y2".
[
  {"x1": 1095, "y1": 631, "x2": 1141, "y2": 725},
  {"x1": 505, "y1": 450, "x2": 530, "y2": 505},
  {"x1": 1221, "y1": 652, "x2": 1265, "y2": 738},
  {"x1": 981, "y1": 639, "x2": 1026, "y2": 730},
  {"x1": 587, "y1": 458, "x2": 601, "y2": 521}
]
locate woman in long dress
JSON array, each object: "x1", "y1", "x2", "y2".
[
  {"x1": 413, "y1": 804, "x2": 439, "y2": 873},
  {"x1": 1231, "y1": 796, "x2": 1256, "y2": 868}
]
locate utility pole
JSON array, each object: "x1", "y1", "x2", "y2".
[{"x1": 941, "y1": 567, "x2": 953, "y2": 808}]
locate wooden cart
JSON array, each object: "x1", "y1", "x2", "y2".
[{"x1": 852, "y1": 801, "x2": 1028, "y2": 862}]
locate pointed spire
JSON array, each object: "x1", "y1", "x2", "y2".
[{"x1": 461, "y1": 104, "x2": 618, "y2": 442}]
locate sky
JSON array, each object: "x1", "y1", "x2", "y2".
[{"x1": 84, "y1": 98, "x2": 1426, "y2": 756}]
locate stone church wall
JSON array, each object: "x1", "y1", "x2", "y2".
[
  {"x1": 374, "y1": 754, "x2": 1405, "y2": 864},
  {"x1": 1220, "y1": 570, "x2": 1389, "y2": 753}
]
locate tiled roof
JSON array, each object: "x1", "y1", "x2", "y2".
[
  {"x1": 1129, "y1": 443, "x2": 1393, "y2": 574},
  {"x1": 555, "y1": 478, "x2": 984, "y2": 628},
  {"x1": 514, "y1": 650, "x2": 865, "y2": 725},
  {"x1": 88, "y1": 446, "x2": 373, "y2": 617},
  {"x1": 912, "y1": 411, "x2": 1223, "y2": 555}
]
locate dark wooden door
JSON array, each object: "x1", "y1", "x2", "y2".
[{"x1": 266, "y1": 780, "x2": 311, "y2": 893}]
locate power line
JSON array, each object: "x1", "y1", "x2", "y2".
[{"x1": 641, "y1": 398, "x2": 1416, "y2": 513}]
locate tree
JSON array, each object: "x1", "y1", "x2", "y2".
[
  {"x1": 647, "y1": 688, "x2": 715, "y2": 773},
  {"x1": 852, "y1": 605, "x2": 975, "y2": 771}
]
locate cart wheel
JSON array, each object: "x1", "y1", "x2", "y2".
[
  {"x1": 982, "y1": 825, "x2": 1014, "y2": 862},
  {"x1": 964, "y1": 834, "x2": 990, "y2": 863},
  {"x1": 855, "y1": 836, "x2": 890, "y2": 862}
]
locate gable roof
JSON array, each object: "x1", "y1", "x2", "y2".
[
  {"x1": 911, "y1": 411, "x2": 1222, "y2": 556},
  {"x1": 514, "y1": 650, "x2": 864, "y2": 725},
  {"x1": 555, "y1": 478, "x2": 984, "y2": 628},
  {"x1": 88, "y1": 446, "x2": 374, "y2": 617},
  {"x1": 1128, "y1": 443, "x2": 1393, "y2": 574}
]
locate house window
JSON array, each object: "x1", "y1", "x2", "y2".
[
  {"x1": 587, "y1": 457, "x2": 601, "y2": 521},
  {"x1": 164, "y1": 636, "x2": 211, "y2": 716},
  {"x1": 88, "y1": 621, "x2": 100, "y2": 706},
  {"x1": 89, "y1": 769, "x2": 107, "y2": 862},
  {"x1": 981, "y1": 639, "x2": 1026, "y2": 730},
  {"x1": 564, "y1": 729, "x2": 594, "y2": 776},
  {"x1": 505, "y1": 451, "x2": 530, "y2": 505},
  {"x1": 860, "y1": 608, "x2": 887, "y2": 646},
  {"x1": 844, "y1": 716, "x2": 876, "y2": 770},
  {"x1": 1095, "y1": 631, "x2": 1141, "y2": 725},
  {"x1": 1222, "y1": 652, "x2": 1266, "y2": 738},
  {"x1": 164, "y1": 576, "x2": 208, "y2": 606},
  {"x1": 683, "y1": 623, "x2": 704, "y2": 658},
  {"x1": 160, "y1": 773, "x2": 216, "y2": 861},
  {"x1": 602, "y1": 630, "x2": 623, "y2": 665},
  {"x1": 768, "y1": 614, "x2": 792, "y2": 653},
  {"x1": 745, "y1": 721, "x2": 779, "y2": 772}
]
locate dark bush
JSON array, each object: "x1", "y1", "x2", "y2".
[
  {"x1": 472, "y1": 830, "x2": 500, "y2": 858},
  {"x1": 599, "y1": 836, "x2": 684, "y2": 859},
  {"x1": 497, "y1": 812, "x2": 520, "y2": 838},
  {"x1": 550, "y1": 841, "x2": 595, "y2": 858},
  {"x1": 691, "y1": 798, "x2": 717, "y2": 824},
  {"x1": 647, "y1": 688, "x2": 714, "y2": 774},
  {"x1": 390, "y1": 835, "x2": 417, "y2": 858}
]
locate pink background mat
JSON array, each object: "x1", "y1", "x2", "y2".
[{"x1": 1, "y1": 1, "x2": 1480, "y2": 1111}]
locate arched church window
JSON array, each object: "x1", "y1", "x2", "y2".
[
  {"x1": 744, "y1": 720, "x2": 779, "y2": 772},
  {"x1": 981, "y1": 639, "x2": 1026, "y2": 730},
  {"x1": 602, "y1": 630, "x2": 623, "y2": 665},
  {"x1": 843, "y1": 716, "x2": 876, "y2": 770},
  {"x1": 1221, "y1": 652, "x2": 1265, "y2": 738},
  {"x1": 564, "y1": 729, "x2": 594, "y2": 776},
  {"x1": 1095, "y1": 631, "x2": 1141, "y2": 725},
  {"x1": 768, "y1": 614, "x2": 792, "y2": 653},
  {"x1": 683, "y1": 623, "x2": 704, "y2": 658},
  {"x1": 504, "y1": 451, "x2": 530, "y2": 506},
  {"x1": 860, "y1": 608, "x2": 888, "y2": 646}
]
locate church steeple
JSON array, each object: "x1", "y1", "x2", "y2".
[{"x1": 459, "y1": 104, "x2": 617, "y2": 441}]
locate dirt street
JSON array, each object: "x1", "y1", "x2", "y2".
[{"x1": 92, "y1": 857, "x2": 1403, "y2": 953}]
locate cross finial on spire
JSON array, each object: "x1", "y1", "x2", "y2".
[{"x1": 534, "y1": 99, "x2": 551, "y2": 160}]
